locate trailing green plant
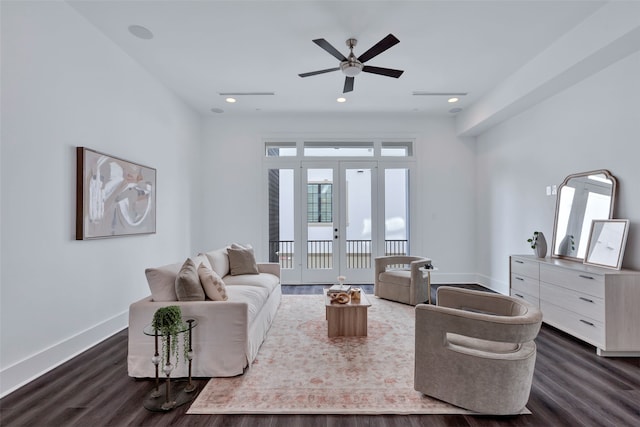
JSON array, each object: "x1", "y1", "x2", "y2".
[
  {"x1": 527, "y1": 231, "x2": 541, "y2": 249},
  {"x1": 152, "y1": 305, "x2": 190, "y2": 367}
]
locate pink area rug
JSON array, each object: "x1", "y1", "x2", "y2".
[{"x1": 188, "y1": 295, "x2": 524, "y2": 415}]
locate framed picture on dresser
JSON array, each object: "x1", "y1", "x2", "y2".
[{"x1": 583, "y1": 219, "x2": 630, "y2": 270}]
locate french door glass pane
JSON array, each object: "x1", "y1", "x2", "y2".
[
  {"x1": 345, "y1": 168, "x2": 372, "y2": 269},
  {"x1": 268, "y1": 168, "x2": 294, "y2": 269},
  {"x1": 385, "y1": 168, "x2": 409, "y2": 255},
  {"x1": 307, "y1": 169, "x2": 333, "y2": 269}
]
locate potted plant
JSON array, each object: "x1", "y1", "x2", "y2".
[
  {"x1": 151, "y1": 306, "x2": 190, "y2": 367},
  {"x1": 527, "y1": 231, "x2": 547, "y2": 258}
]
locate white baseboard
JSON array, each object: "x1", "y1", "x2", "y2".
[
  {"x1": 473, "y1": 273, "x2": 509, "y2": 294},
  {"x1": 0, "y1": 310, "x2": 128, "y2": 398},
  {"x1": 428, "y1": 273, "x2": 508, "y2": 296}
]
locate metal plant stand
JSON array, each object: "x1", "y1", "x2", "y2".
[{"x1": 142, "y1": 318, "x2": 198, "y2": 412}]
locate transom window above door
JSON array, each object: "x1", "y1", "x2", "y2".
[{"x1": 264, "y1": 141, "x2": 413, "y2": 158}]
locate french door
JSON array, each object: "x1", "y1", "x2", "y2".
[
  {"x1": 301, "y1": 161, "x2": 377, "y2": 283},
  {"x1": 267, "y1": 161, "x2": 411, "y2": 284}
]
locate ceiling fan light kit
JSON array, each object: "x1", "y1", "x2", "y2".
[{"x1": 299, "y1": 34, "x2": 404, "y2": 93}]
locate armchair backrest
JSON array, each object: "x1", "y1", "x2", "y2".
[{"x1": 418, "y1": 286, "x2": 542, "y2": 344}]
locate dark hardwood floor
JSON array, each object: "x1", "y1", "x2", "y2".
[{"x1": 1, "y1": 285, "x2": 639, "y2": 426}]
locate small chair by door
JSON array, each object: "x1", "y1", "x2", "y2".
[{"x1": 374, "y1": 255, "x2": 432, "y2": 305}]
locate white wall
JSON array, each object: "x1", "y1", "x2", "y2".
[
  {"x1": 201, "y1": 114, "x2": 477, "y2": 282},
  {"x1": 0, "y1": 1, "x2": 202, "y2": 396},
  {"x1": 475, "y1": 50, "x2": 640, "y2": 293}
]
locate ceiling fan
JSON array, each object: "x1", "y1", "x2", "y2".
[{"x1": 299, "y1": 34, "x2": 404, "y2": 93}]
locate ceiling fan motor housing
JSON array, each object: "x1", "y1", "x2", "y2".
[
  {"x1": 340, "y1": 60, "x2": 363, "y2": 76},
  {"x1": 341, "y1": 38, "x2": 363, "y2": 76}
]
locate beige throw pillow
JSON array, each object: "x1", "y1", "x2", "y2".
[
  {"x1": 198, "y1": 263, "x2": 228, "y2": 301},
  {"x1": 175, "y1": 258, "x2": 205, "y2": 301},
  {"x1": 145, "y1": 262, "x2": 182, "y2": 301},
  {"x1": 227, "y1": 246, "x2": 259, "y2": 275}
]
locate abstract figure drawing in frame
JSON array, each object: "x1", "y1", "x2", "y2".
[{"x1": 76, "y1": 147, "x2": 156, "y2": 239}]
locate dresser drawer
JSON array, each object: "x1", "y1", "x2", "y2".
[
  {"x1": 540, "y1": 264, "x2": 604, "y2": 298},
  {"x1": 540, "y1": 282, "x2": 604, "y2": 322},
  {"x1": 510, "y1": 289, "x2": 539, "y2": 308},
  {"x1": 541, "y1": 300, "x2": 604, "y2": 347},
  {"x1": 511, "y1": 257, "x2": 539, "y2": 280},
  {"x1": 511, "y1": 273, "x2": 539, "y2": 298}
]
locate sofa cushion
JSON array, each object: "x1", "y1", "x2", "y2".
[
  {"x1": 203, "y1": 249, "x2": 230, "y2": 278},
  {"x1": 175, "y1": 258, "x2": 205, "y2": 301},
  {"x1": 145, "y1": 262, "x2": 182, "y2": 301},
  {"x1": 225, "y1": 285, "x2": 270, "y2": 323},
  {"x1": 198, "y1": 263, "x2": 228, "y2": 301},
  {"x1": 223, "y1": 273, "x2": 280, "y2": 293},
  {"x1": 228, "y1": 246, "x2": 259, "y2": 275}
]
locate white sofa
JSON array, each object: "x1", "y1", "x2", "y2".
[{"x1": 127, "y1": 247, "x2": 281, "y2": 378}]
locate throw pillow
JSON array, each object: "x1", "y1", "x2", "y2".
[
  {"x1": 175, "y1": 258, "x2": 205, "y2": 301},
  {"x1": 227, "y1": 246, "x2": 259, "y2": 275},
  {"x1": 198, "y1": 263, "x2": 228, "y2": 301},
  {"x1": 145, "y1": 262, "x2": 182, "y2": 301},
  {"x1": 191, "y1": 253, "x2": 213, "y2": 272}
]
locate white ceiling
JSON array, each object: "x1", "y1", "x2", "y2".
[{"x1": 67, "y1": 0, "x2": 606, "y2": 117}]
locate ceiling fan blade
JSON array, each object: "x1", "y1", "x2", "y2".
[
  {"x1": 362, "y1": 65, "x2": 404, "y2": 78},
  {"x1": 313, "y1": 39, "x2": 348, "y2": 62},
  {"x1": 357, "y1": 34, "x2": 400, "y2": 63},
  {"x1": 298, "y1": 67, "x2": 340, "y2": 78},
  {"x1": 343, "y1": 76, "x2": 354, "y2": 93}
]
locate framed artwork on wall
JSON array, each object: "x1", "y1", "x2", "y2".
[
  {"x1": 76, "y1": 147, "x2": 156, "y2": 240},
  {"x1": 583, "y1": 219, "x2": 630, "y2": 270}
]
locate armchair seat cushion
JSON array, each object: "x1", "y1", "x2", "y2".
[{"x1": 378, "y1": 270, "x2": 412, "y2": 285}]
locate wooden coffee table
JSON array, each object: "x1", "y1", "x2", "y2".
[{"x1": 324, "y1": 289, "x2": 372, "y2": 337}]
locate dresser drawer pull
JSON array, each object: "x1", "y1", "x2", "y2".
[
  {"x1": 578, "y1": 274, "x2": 595, "y2": 280},
  {"x1": 514, "y1": 293, "x2": 524, "y2": 298},
  {"x1": 514, "y1": 260, "x2": 524, "y2": 264},
  {"x1": 515, "y1": 277, "x2": 524, "y2": 281},
  {"x1": 579, "y1": 319, "x2": 595, "y2": 327},
  {"x1": 579, "y1": 296, "x2": 594, "y2": 303}
]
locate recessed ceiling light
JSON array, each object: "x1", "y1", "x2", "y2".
[
  {"x1": 210, "y1": 108, "x2": 224, "y2": 114},
  {"x1": 449, "y1": 107, "x2": 463, "y2": 114},
  {"x1": 225, "y1": 97, "x2": 237, "y2": 103},
  {"x1": 448, "y1": 97, "x2": 459, "y2": 103},
  {"x1": 128, "y1": 25, "x2": 154, "y2": 40},
  {"x1": 337, "y1": 97, "x2": 346, "y2": 103}
]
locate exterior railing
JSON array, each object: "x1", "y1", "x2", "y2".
[{"x1": 269, "y1": 239, "x2": 408, "y2": 269}]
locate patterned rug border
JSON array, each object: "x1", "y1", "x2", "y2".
[{"x1": 187, "y1": 294, "x2": 530, "y2": 416}]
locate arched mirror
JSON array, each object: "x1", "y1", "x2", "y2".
[{"x1": 552, "y1": 170, "x2": 617, "y2": 261}]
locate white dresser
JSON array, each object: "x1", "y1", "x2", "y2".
[{"x1": 510, "y1": 255, "x2": 640, "y2": 356}]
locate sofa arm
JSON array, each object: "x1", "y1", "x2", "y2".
[
  {"x1": 128, "y1": 296, "x2": 251, "y2": 378},
  {"x1": 257, "y1": 262, "x2": 280, "y2": 278}
]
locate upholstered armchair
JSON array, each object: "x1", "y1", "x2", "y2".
[
  {"x1": 374, "y1": 255, "x2": 432, "y2": 305},
  {"x1": 414, "y1": 286, "x2": 543, "y2": 415}
]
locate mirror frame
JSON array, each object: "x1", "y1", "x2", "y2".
[{"x1": 551, "y1": 169, "x2": 617, "y2": 262}]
